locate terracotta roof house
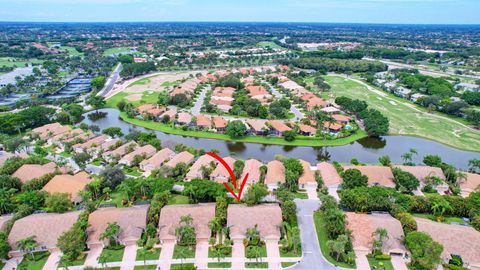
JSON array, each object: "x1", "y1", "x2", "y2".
[
  {"x1": 268, "y1": 121, "x2": 292, "y2": 136},
  {"x1": 460, "y1": 172, "x2": 480, "y2": 198},
  {"x1": 87, "y1": 205, "x2": 149, "y2": 248},
  {"x1": 139, "y1": 148, "x2": 175, "y2": 172},
  {"x1": 161, "y1": 108, "x2": 177, "y2": 120},
  {"x1": 346, "y1": 212, "x2": 407, "y2": 256},
  {"x1": 0, "y1": 215, "x2": 12, "y2": 232},
  {"x1": 0, "y1": 151, "x2": 27, "y2": 167},
  {"x1": 212, "y1": 87, "x2": 235, "y2": 100},
  {"x1": 344, "y1": 166, "x2": 395, "y2": 188},
  {"x1": 299, "y1": 160, "x2": 316, "y2": 189},
  {"x1": 12, "y1": 162, "x2": 58, "y2": 184},
  {"x1": 306, "y1": 98, "x2": 330, "y2": 110},
  {"x1": 186, "y1": 154, "x2": 217, "y2": 181},
  {"x1": 196, "y1": 114, "x2": 212, "y2": 129},
  {"x1": 209, "y1": 99, "x2": 233, "y2": 112},
  {"x1": 158, "y1": 203, "x2": 215, "y2": 243},
  {"x1": 332, "y1": 114, "x2": 351, "y2": 124},
  {"x1": 320, "y1": 106, "x2": 340, "y2": 114},
  {"x1": 50, "y1": 128, "x2": 84, "y2": 146},
  {"x1": 42, "y1": 171, "x2": 93, "y2": 203},
  {"x1": 176, "y1": 113, "x2": 193, "y2": 126},
  {"x1": 32, "y1": 123, "x2": 71, "y2": 140},
  {"x1": 96, "y1": 138, "x2": 122, "y2": 153},
  {"x1": 323, "y1": 121, "x2": 343, "y2": 133},
  {"x1": 415, "y1": 217, "x2": 480, "y2": 269},
  {"x1": 228, "y1": 204, "x2": 282, "y2": 241},
  {"x1": 210, "y1": 157, "x2": 235, "y2": 183},
  {"x1": 164, "y1": 151, "x2": 195, "y2": 168},
  {"x1": 317, "y1": 162, "x2": 342, "y2": 200},
  {"x1": 247, "y1": 119, "x2": 268, "y2": 135},
  {"x1": 73, "y1": 135, "x2": 110, "y2": 153},
  {"x1": 146, "y1": 107, "x2": 166, "y2": 120},
  {"x1": 242, "y1": 159, "x2": 263, "y2": 185},
  {"x1": 8, "y1": 211, "x2": 82, "y2": 257},
  {"x1": 136, "y1": 104, "x2": 157, "y2": 114},
  {"x1": 265, "y1": 160, "x2": 285, "y2": 190},
  {"x1": 298, "y1": 124, "x2": 317, "y2": 136},
  {"x1": 246, "y1": 85, "x2": 272, "y2": 100},
  {"x1": 395, "y1": 165, "x2": 449, "y2": 194},
  {"x1": 102, "y1": 141, "x2": 139, "y2": 162},
  {"x1": 213, "y1": 117, "x2": 228, "y2": 131},
  {"x1": 119, "y1": 144, "x2": 157, "y2": 166}
]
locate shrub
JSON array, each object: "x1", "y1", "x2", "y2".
[
  {"x1": 374, "y1": 254, "x2": 391, "y2": 260},
  {"x1": 396, "y1": 212, "x2": 417, "y2": 234}
]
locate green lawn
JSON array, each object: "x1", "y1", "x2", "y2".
[
  {"x1": 58, "y1": 253, "x2": 87, "y2": 267},
  {"x1": 18, "y1": 251, "x2": 50, "y2": 270},
  {"x1": 246, "y1": 244, "x2": 267, "y2": 258},
  {"x1": 257, "y1": 41, "x2": 284, "y2": 50},
  {"x1": 292, "y1": 192, "x2": 308, "y2": 199},
  {"x1": 246, "y1": 262, "x2": 269, "y2": 268},
  {"x1": 323, "y1": 75, "x2": 480, "y2": 152},
  {"x1": 100, "y1": 246, "x2": 125, "y2": 262},
  {"x1": 313, "y1": 211, "x2": 356, "y2": 269},
  {"x1": 60, "y1": 46, "x2": 84, "y2": 57},
  {"x1": 134, "y1": 265, "x2": 157, "y2": 270},
  {"x1": 0, "y1": 57, "x2": 43, "y2": 68},
  {"x1": 103, "y1": 47, "x2": 133, "y2": 56},
  {"x1": 162, "y1": 80, "x2": 180, "y2": 87},
  {"x1": 128, "y1": 77, "x2": 152, "y2": 87},
  {"x1": 168, "y1": 194, "x2": 190, "y2": 205},
  {"x1": 173, "y1": 245, "x2": 196, "y2": 259},
  {"x1": 367, "y1": 256, "x2": 394, "y2": 270},
  {"x1": 123, "y1": 167, "x2": 142, "y2": 177},
  {"x1": 208, "y1": 262, "x2": 232, "y2": 268},
  {"x1": 113, "y1": 110, "x2": 368, "y2": 147},
  {"x1": 171, "y1": 263, "x2": 196, "y2": 269},
  {"x1": 281, "y1": 262, "x2": 297, "y2": 268},
  {"x1": 136, "y1": 248, "x2": 161, "y2": 261},
  {"x1": 208, "y1": 246, "x2": 232, "y2": 258},
  {"x1": 106, "y1": 92, "x2": 159, "y2": 108},
  {"x1": 412, "y1": 213, "x2": 468, "y2": 225}
]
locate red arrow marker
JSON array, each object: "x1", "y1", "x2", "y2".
[{"x1": 207, "y1": 152, "x2": 249, "y2": 202}]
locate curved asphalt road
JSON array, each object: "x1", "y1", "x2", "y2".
[{"x1": 293, "y1": 199, "x2": 347, "y2": 270}]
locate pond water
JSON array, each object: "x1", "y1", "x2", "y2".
[{"x1": 83, "y1": 109, "x2": 479, "y2": 170}]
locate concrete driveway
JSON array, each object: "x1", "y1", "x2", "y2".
[
  {"x1": 84, "y1": 246, "x2": 103, "y2": 267},
  {"x1": 2, "y1": 257, "x2": 23, "y2": 270},
  {"x1": 195, "y1": 240, "x2": 209, "y2": 269},
  {"x1": 158, "y1": 241, "x2": 175, "y2": 270},
  {"x1": 232, "y1": 239, "x2": 245, "y2": 269},
  {"x1": 355, "y1": 250, "x2": 370, "y2": 270},
  {"x1": 120, "y1": 245, "x2": 138, "y2": 270},
  {"x1": 291, "y1": 199, "x2": 344, "y2": 270},
  {"x1": 391, "y1": 255, "x2": 409, "y2": 270},
  {"x1": 43, "y1": 250, "x2": 62, "y2": 270},
  {"x1": 265, "y1": 239, "x2": 281, "y2": 270}
]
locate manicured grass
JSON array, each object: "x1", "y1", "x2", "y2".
[
  {"x1": 128, "y1": 77, "x2": 151, "y2": 88},
  {"x1": 106, "y1": 92, "x2": 159, "y2": 108},
  {"x1": 323, "y1": 75, "x2": 480, "y2": 152},
  {"x1": 412, "y1": 213, "x2": 468, "y2": 225},
  {"x1": 99, "y1": 246, "x2": 125, "y2": 262},
  {"x1": 0, "y1": 57, "x2": 43, "y2": 68},
  {"x1": 281, "y1": 262, "x2": 297, "y2": 268},
  {"x1": 367, "y1": 256, "x2": 394, "y2": 270},
  {"x1": 162, "y1": 80, "x2": 180, "y2": 87},
  {"x1": 171, "y1": 263, "x2": 196, "y2": 269},
  {"x1": 115, "y1": 111, "x2": 368, "y2": 147},
  {"x1": 123, "y1": 167, "x2": 142, "y2": 177},
  {"x1": 136, "y1": 248, "x2": 161, "y2": 261},
  {"x1": 246, "y1": 244, "x2": 267, "y2": 258},
  {"x1": 313, "y1": 211, "x2": 356, "y2": 269},
  {"x1": 173, "y1": 245, "x2": 196, "y2": 259},
  {"x1": 208, "y1": 246, "x2": 232, "y2": 258},
  {"x1": 58, "y1": 253, "x2": 87, "y2": 267},
  {"x1": 103, "y1": 47, "x2": 133, "y2": 56},
  {"x1": 208, "y1": 262, "x2": 232, "y2": 268},
  {"x1": 168, "y1": 194, "x2": 190, "y2": 205},
  {"x1": 246, "y1": 262, "x2": 269, "y2": 268},
  {"x1": 134, "y1": 265, "x2": 157, "y2": 270},
  {"x1": 280, "y1": 248, "x2": 302, "y2": 258},
  {"x1": 18, "y1": 251, "x2": 50, "y2": 270},
  {"x1": 100, "y1": 191, "x2": 125, "y2": 207},
  {"x1": 257, "y1": 41, "x2": 284, "y2": 49},
  {"x1": 60, "y1": 46, "x2": 84, "y2": 57},
  {"x1": 292, "y1": 192, "x2": 308, "y2": 199}
]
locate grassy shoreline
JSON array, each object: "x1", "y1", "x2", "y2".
[{"x1": 116, "y1": 111, "x2": 368, "y2": 147}]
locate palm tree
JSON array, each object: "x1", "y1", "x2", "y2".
[
  {"x1": 372, "y1": 228, "x2": 389, "y2": 254},
  {"x1": 208, "y1": 217, "x2": 222, "y2": 244},
  {"x1": 17, "y1": 236, "x2": 37, "y2": 260},
  {"x1": 100, "y1": 222, "x2": 121, "y2": 247},
  {"x1": 57, "y1": 255, "x2": 70, "y2": 270},
  {"x1": 180, "y1": 215, "x2": 194, "y2": 227},
  {"x1": 431, "y1": 198, "x2": 452, "y2": 221},
  {"x1": 212, "y1": 246, "x2": 226, "y2": 262},
  {"x1": 97, "y1": 253, "x2": 108, "y2": 268}
]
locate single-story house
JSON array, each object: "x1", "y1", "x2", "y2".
[
  {"x1": 196, "y1": 114, "x2": 212, "y2": 129},
  {"x1": 320, "y1": 106, "x2": 340, "y2": 114},
  {"x1": 158, "y1": 203, "x2": 215, "y2": 243},
  {"x1": 306, "y1": 98, "x2": 330, "y2": 110},
  {"x1": 8, "y1": 211, "x2": 82, "y2": 257},
  {"x1": 332, "y1": 114, "x2": 351, "y2": 125},
  {"x1": 73, "y1": 135, "x2": 110, "y2": 153},
  {"x1": 247, "y1": 119, "x2": 268, "y2": 135},
  {"x1": 42, "y1": 171, "x2": 93, "y2": 204},
  {"x1": 164, "y1": 151, "x2": 195, "y2": 168},
  {"x1": 210, "y1": 157, "x2": 235, "y2": 183},
  {"x1": 32, "y1": 123, "x2": 71, "y2": 141},
  {"x1": 346, "y1": 212, "x2": 407, "y2": 256},
  {"x1": 95, "y1": 138, "x2": 122, "y2": 153},
  {"x1": 264, "y1": 160, "x2": 285, "y2": 190},
  {"x1": 0, "y1": 151, "x2": 27, "y2": 167},
  {"x1": 227, "y1": 204, "x2": 282, "y2": 241},
  {"x1": 87, "y1": 205, "x2": 150, "y2": 248},
  {"x1": 268, "y1": 121, "x2": 291, "y2": 136},
  {"x1": 395, "y1": 165, "x2": 449, "y2": 194},
  {"x1": 119, "y1": 144, "x2": 157, "y2": 166},
  {"x1": 460, "y1": 172, "x2": 480, "y2": 198},
  {"x1": 344, "y1": 165, "x2": 396, "y2": 188},
  {"x1": 213, "y1": 117, "x2": 228, "y2": 132},
  {"x1": 139, "y1": 148, "x2": 175, "y2": 172},
  {"x1": 12, "y1": 162, "x2": 58, "y2": 184},
  {"x1": 242, "y1": 159, "x2": 263, "y2": 186},
  {"x1": 185, "y1": 154, "x2": 217, "y2": 181},
  {"x1": 298, "y1": 124, "x2": 317, "y2": 136},
  {"x1": 102, "y1": 141, "x2": 139, "y2": 162},
  {"x1": 161, "y1": 108, "x2": 177, "y2": 121},
  {"x1": 246, "y1": 85, "x2": 272, "y2": 101},
  {"x1": 298, "y1": 160, "x2": 316, "y2": 189},
  {"x1": 317, "y1": 162, "x2": 342, "y2": 200},
  {"x1": 176, "y1": 113, "x2": 193, "y2": 126},
  {"x1": 415, "y1": 217, "x2": 480, "y2": 269},
  {"x1": 323, "y1": 121, "x2": 342, "y2": 134}
]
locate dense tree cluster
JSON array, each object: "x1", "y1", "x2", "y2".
[{"x1": 284, "y1": 57, "x2": 387, "y2": 73}]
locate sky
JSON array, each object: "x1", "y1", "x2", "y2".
[{"x1": 0, "y1": 0, "x2": 479, "y2": 24}]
